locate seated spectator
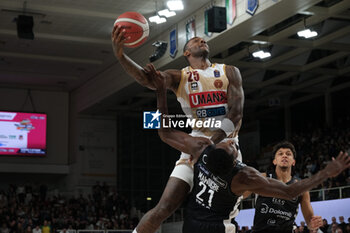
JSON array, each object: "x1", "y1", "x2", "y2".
[{"x1": 32, "y1": 226, "x2": 41, "y2": 233}]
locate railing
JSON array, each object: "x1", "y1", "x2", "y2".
[
  {"x1": 240, "y1": 185, "x2": 350, "y2": 209},
  {"x1": 166, "y1": 185, "x2": 350, "y2": 223}
]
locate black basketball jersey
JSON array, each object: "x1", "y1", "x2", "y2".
[
  {"x1": 252, "y1": 172, "x2": 302, "y2": 233},
  {"x1": 183, "y1": 145, "x2": 245, "y2": 233}
]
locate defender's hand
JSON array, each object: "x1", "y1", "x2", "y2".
[
  {"x1": 144, "y1": 63, "x2": 166, "y2": 91},
  {"x1": 324, "y1": 151, "x2": 350, "y2": 177}
]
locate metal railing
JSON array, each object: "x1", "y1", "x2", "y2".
[{"x1": 165, "y1": 185, "x2": 350, "y2": 223}]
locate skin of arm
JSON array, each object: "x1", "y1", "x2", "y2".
[
  {"x1": 211, "y1": 66, "x2": 244, "y2": 144},
  {"x1": 231, "y1": 152, "x2": 350, "y2": 200},
  {"x1": 300, "y1": 192, "x2": 323, "y2": 231},
  {"x1": 111, "y1": 25, "x2": 181, "y2": 91},
  {"x1": 154, "y1": 72, "x2": 212, "y2": 161}
]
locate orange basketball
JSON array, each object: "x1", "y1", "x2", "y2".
[{"x1": 114, "y1": 12, "x2": 149, "y2": 48}]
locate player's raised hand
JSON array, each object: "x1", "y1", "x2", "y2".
[
  {"x1": 324, "y1": 151, "x2": 350, "y2": 177},
  {"x1": 111, "y1": 25, "x2": 129, "y2": 59},
  {"x1": 144, "y1": 63, "x2": 166, "y2": 91}
]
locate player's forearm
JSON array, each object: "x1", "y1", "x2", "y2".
[
  {"x1": 118, "y1": 54, "x2": 155, "y2": 89},
  {"x1": 227, "y1": 91, "x2": 244, "y2": 126},
  {"x1": 286, "y1": 170, "x2": 328, "y2": 199},
  {"x1": 210, "y1": 95, "x2": 243, "y2": 144},
  {"x1": 156, "y1": 87, "x2": 172, "y2": 141}
]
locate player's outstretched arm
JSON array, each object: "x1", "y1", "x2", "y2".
[
  {"x1": 231, "y1": 151, "x2": 350, "y2": 200},
  {"x1": 112, "y1": 26, "x2": 180, "y2": 91},
  {"x1": 153, "y1": 72, "x2": 211, "y2": 159},
  {"x1": 211, "y1": 66, "x2": 244, "y2": 143}
]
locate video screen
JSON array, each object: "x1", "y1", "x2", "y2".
[{"x1": 0, "y1": 111, "x2": 47, "y2": 156}]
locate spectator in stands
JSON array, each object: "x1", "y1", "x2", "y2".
[
  {"x1": 330, "y1": 222, "x2": 339, "y2": 233},
  {"x1": 345, "y1": 225, "x2": 350, "y2": 233},
  {"x1": 32, "y1": 225, "x2": 41, "y2": 233},
  {"x1": 299, "y1": 221, "x2": 310, "y2": 233},
  {"x1": 41, "y1": 220, "x2": 51, "y2": 233},
  {"x1": 0, "y1": 223, "x2": 9, "y2": 233},
  {"x1": 25, "y1": 226, "x2": 32, "y2": 233},
  {"x1": 339, "y1": 216, "x2": 347, "y2": 233},
  {"x1": 320, "y1": 219, "x2": 329, "y2": 233}
]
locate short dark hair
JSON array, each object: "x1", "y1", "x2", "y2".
[
  {"x1": 206, "y1": 148, "x2": 234, "y2": 177},
  {"x1": 272, "y1": 141, "x2": 296, "y2": 158},
  {"x1": 183, "y1": 36, "x2": 199, "y2": 53}
]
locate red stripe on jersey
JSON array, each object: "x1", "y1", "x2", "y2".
[{"x1": 189, "y1": 91, "x2": 227, "y2": 108}]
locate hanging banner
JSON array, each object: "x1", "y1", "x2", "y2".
[
  {"x1": 169, "y1": 27, "x2": 178, "y2": 58},
  {"x1": 226, "y1": 0, "x2": 236, "y2": 25},
  {"x1": 204, "y1": 9, "x2": 212, "y2": 37},
  {"x1": 186, "y1": 18, "x2": 196, "y2": 42},
  {"x1": 246, "y1": 0, "x2": 259, "y2": 16}
]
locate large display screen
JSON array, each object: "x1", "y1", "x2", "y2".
[{"x1": 0, "y1": 111, "x2": 47, "y2": 156}]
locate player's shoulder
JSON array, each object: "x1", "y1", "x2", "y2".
[{"x1": 223, "y1": 65, "x2": 242, "y2": 81}]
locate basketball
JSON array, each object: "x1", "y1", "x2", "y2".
[{"x1": 114, "y1": 12, "x2": 149, "y2": 48}]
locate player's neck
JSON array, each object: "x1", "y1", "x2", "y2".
[
  {"x1": 189, "y1": 58, "x2": 211, "y2": 70},
  {"x1": 275, "y1": 167, "x2": 292, "y2": 183}
]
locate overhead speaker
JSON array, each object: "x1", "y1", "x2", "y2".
[
  {"x1": 17, "y1": 15, "x2": 34, "y2": 40},
  {"x1": 207, "y1": 7, "x2": 227, "y2": 33},
  {"x1": 149, "y1": 41, "x2": 168, "y2": 62}
]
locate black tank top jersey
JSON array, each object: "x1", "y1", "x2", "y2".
[
  {"x1": 183, "y1": 145, "x2": 245, "y2": 233},
  {"x1": 252, "y1": 172, "x2": 302, "y2": 233}
]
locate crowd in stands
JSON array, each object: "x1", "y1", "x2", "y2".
[
  {"x1": 0, "y1": 182, "x2": 138, "y2": 233},
  {"x1": 235, "y1": 216, "x2": 350, "y2": 233}
]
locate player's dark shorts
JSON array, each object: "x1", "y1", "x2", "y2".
[{"x1": 183, "y1": 218, "x2": 230, "y2": 233}]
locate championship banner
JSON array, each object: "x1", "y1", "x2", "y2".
[
  {"x1": 186, "y1": 18, "x2": 196, "y2": 42},
  {"x1": 246, "y1": 0, "x2": 259, "y2": 16},
  {"x1": 226, "y1": 0, "x2": 236, "y2": 25},
  {"x1": 169, "y1": 27, "x2": 178, "y2": 58},
  {"x1": 204, "y1": 9, "x2": 212, "y2": 37}
]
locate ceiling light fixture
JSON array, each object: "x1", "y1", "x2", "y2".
[
  {"x1": 167, "y1": 0, "x2": 184, "y2": 11},
  {"x1": 252, "y1": 50, "x2": 271, "y2": 59},
  {"x1": 297, "y1": 17, "x2": 318, "y2": 39},
  {"x1": 149, "y1": 15, "x2": 167, "y2": 24},
  {"x1": 297, "y1": 28, "x2": 318, "y2": 38},
  {"x1": 158, "y1": 9, "x2": 176, "y2": 18}
]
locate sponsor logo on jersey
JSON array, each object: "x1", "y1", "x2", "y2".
[
  {"x1": 272, "y1": 198, "x2": 285, "y2": 206},
  {"x1": 189, "y1": 91, "x2": 227, "y2": 108},
  {"x1": 259, "y1": 203, "x2": 293, "y2": 219},
  {"x1": 214, "y1": 79, "x2": 223, "y2": 89},
  {"x1": 191, "y1": 82, "x2": 198, "y2": 90},
  {"x1": 196, "y1": 106, "x2": 226, "y2": 118},
  {"x1": 214, "y1": 69, "x2": 220, "y2": 77},
  {"x1": 211, "y1": 174, "x2": 228, "y2": 188},
  {"x1": 267, "y1": 219, "x2": 276, "y2": 225}
]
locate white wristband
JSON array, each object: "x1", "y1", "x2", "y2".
[{"x1": 220, "y1": 118, "x2": 235, "y2": 137}]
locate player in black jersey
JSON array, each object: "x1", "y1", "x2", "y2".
[
  {"x1": 251, "y1": 141, "x2": 323, "y2": 233},
  {"x1": 152, "y1": 74, "x2": 350, "y2": 233}
]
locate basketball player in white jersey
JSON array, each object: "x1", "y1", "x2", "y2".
[{"x1": 112, "y1": 25, "x2": 244, "y2": 233}]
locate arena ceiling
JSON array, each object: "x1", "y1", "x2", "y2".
[{"x1": 0, "y1": 0, "x2": 349, "y2": 116}]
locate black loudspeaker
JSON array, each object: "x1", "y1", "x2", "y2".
[
  {"x1": 207, "y1": 7, "x2": 227, "y2": 33},
  {"x1": 149, "y1": 41, "x2": 168, "y2": 62},
  {"x1": 17, "y1": 15, "x2": 34, "y2": 39}
]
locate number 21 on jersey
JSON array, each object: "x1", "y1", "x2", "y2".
[{"x1": 196, "y1": 181, "x2": 215, "y2": 208}]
